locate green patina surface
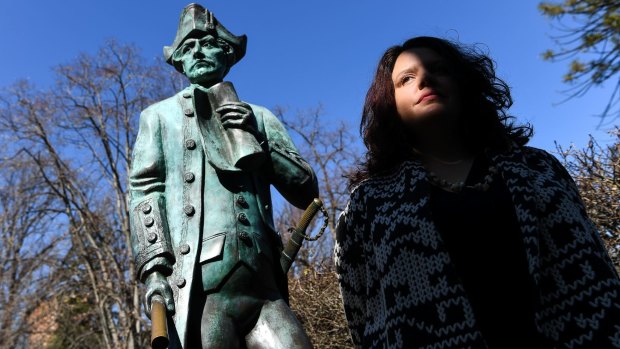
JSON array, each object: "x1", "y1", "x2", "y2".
[{"x1": 128, "y1": 3, "x2": 318, "y2": 348}]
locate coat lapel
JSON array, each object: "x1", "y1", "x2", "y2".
[{"x1": 491, "y1": 148, "x2": 542, "y2": 283}]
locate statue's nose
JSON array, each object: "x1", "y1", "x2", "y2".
[{"x1": 192, "y1": 46, "x2": 205, "y2": 59}]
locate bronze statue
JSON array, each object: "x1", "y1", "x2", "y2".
[{"x1": 128, "y1": 3, "x2": 318, "y2": 348}]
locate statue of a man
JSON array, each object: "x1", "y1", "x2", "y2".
[{"x1": 129, "y1": 3, "x2": 317, "y2": 348}]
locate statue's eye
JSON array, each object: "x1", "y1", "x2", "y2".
[
  {"x1": 181, "y1": 44, "x2": 192, "y2": 54},
  {"x1": 202, "y1": 39, "x2": 216, "y2": 48}
]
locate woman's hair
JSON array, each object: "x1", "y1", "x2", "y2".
[{"x1": 349, "y1": 36, "x2": 532, "y2": 187}]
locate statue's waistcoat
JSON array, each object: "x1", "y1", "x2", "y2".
[{"x1": 198, "y1": 163, "x2": 275, "y2": 292}]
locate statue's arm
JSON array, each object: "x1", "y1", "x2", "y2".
[
  {"x1": 129, "y1": 108, "x2": 175, "y2": 282},
  {"x1": 258, "y1": 107, "x2": 319, "y2": 209}
]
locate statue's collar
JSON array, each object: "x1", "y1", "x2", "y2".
[{"x1": 190, "y1": 84, "x2": 210, "y2": 94}]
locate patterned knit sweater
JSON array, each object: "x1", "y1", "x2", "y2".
[{"x1": 335, "y1": 146, "x2": 620, "y2": 349}]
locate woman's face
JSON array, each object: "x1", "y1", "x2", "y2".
[{"x1": 391, "y1": 47, "x2": 460, "y2": 126}]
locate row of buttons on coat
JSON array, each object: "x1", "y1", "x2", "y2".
[
  {"x1": 177, "y1": 91, "x2": 194, "y2": 289},
  {"x1": 140, "y1": 201, "x2": 189, "y2": 288},
  {"x1": 140, "y1": 204, "x2": 159, "y2": 245},
  {"x1": 175, "y1": 240, "x2": 191, "y2": 288},
  {"x1": 177, "y1": 91, "x2": 256, "y2": 286},
  {"x1": 237, "y1": 195, "x2": 251, "y2": 242}
]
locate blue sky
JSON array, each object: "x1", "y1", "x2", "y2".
[{"x1": 1, "y1": 0, "x2": 616, "y2": 152}]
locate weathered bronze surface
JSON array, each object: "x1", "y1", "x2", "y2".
[{"x1": 128, "y1": 3, "x2": 318, "y2": 348}]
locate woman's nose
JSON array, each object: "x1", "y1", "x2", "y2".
[{"x1": 417, "y1": 69, "x2": 433, "y2": 89}]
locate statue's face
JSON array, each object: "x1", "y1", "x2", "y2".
[{"x1": 175, "y1": 34, "x2": 228, "y2": 86}]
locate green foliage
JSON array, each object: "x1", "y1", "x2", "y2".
[
  {"x1": 539, "y1": 3, "x2": 565, "y2": 16},
  {"x1": 539, "y1": 0, "x2": 620, "y2": 121}
]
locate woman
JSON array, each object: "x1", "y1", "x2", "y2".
[{"x1": 335, "y1": 36, "x2": 620, "y2": 349}]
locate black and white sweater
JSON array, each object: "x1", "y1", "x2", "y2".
[{"x1": 335, "y1": 146, "x2": 620, "y2": 349}]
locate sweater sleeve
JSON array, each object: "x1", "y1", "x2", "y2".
[
  {"x1": 533, "y1": 147, "x2": 618, "y2": 274},
  {"x1": 334, "y1": 189, "x2": 367, "y2": 348},
  {"x1": 525, "y1": 147, "x2": 620, "y2": 348}
]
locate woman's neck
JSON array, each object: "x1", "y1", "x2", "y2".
[{"x1": 409, "y1": 118, "x2": 471, "y2": 162}]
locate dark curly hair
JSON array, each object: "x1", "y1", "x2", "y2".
[{"x1": 349, "y1": 36, "x2": 532, "y2": 187}]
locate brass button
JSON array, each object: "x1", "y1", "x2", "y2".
[
  {"x1": 239, "y1": 231, "x2": 250, "y2": 241},
  {"x1": 147, "y1": 232, "x2": 157, "y2": 243},
  {"x1": 185, "y1": 139, "x2": 196, "y2": 150},
  {"x1": 179, "y1": 244, "x2": 190, "y2": 255},
  {"x1": 144, "y1": 217, "x2": 154, "y2": 227},
  {"x1": 184, "y1": 108, "x2": 194, "y2": 116},
  {"x1": 182, "y1": 92, "x2": 192, "y2": 98},
  {"x1": 184, "y1": 172, "x2": 195, "y2": 183},
  {"x1": 142, "y1": 204, "x2": 152, "y2": 214},
  {"x1": 236, "y1": 196, "x2": 248, "y2": 208},
  {"x1": 237, "y1": 213, "x2": 249, "y2": 224},
  {"x1": 176, "y1": 278, "x2": 186, "y2": 288},
  {"x1": 184, "y1": 205, "x2": 195, "y2": 216}
]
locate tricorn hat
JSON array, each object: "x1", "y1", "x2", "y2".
[{"x1": 163, "y1": 3, "x2": 247, "y2": 71}]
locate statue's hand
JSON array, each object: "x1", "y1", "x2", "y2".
[
  {"x1": 217, "y1": 102, "x2": 258, "y2": 136},
  {"x1": 144, "y1": 271, "x2": 175, "y2": 318}
]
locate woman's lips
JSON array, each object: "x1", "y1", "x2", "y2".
[{"x1": 418, "y1": 92, "x2": 439, "y2": 104}]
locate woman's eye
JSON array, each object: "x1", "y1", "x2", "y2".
[{"x1": 401, "y1": 75, "x2": 415, "y2": 84}]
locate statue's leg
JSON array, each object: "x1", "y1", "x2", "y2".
[
  {"x1": 245, "y1": 299, "x2": 313, "y2": 349},
  {"x1": 200, "y1": 293, "x2": 243, "y2": 349},
  {"x1": 200, "y1": 264, "x2": 265, "y2": 349}
]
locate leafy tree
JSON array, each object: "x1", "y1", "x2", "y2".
[
  {"x1": 539, "y1": 0, "x2": 620, "y2": 123},
  {"x1": 556, "y1": 128, "x2": 620, "y2": 272}
]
